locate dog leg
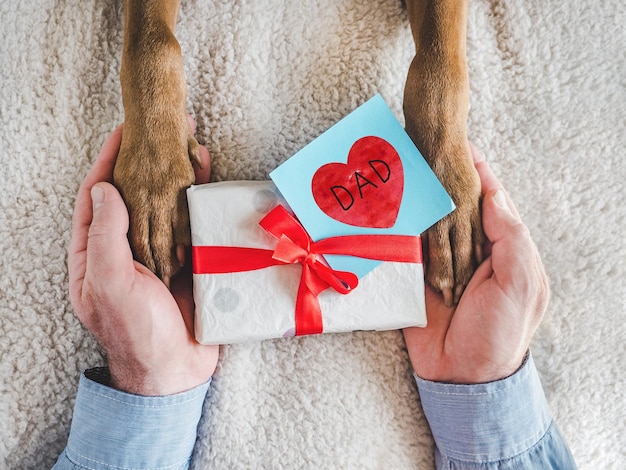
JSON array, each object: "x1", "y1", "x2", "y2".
[
  {"x1": 403, "y1": 0, "x2": 483, "y2": 306},
  {"x1": 114, "y1": 0, "x2": 201, "y2": 284}
]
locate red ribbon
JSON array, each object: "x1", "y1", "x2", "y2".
[{"x1": 192, "y1": 205, "x2": 422, "y2": 336}]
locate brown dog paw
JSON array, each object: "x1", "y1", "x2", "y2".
[
  {"x1": 404, "y1": 53, "x2": 484, "y2": 304},
  {"x1": 113, "y1": 117, "x2": 200, "y2": 284},
  {"x1": 114, "y1": 21, "x2": 203, "y2": 284},
  {"x1": 423, "y1": 145, "x2": 484, "y2": 306}
]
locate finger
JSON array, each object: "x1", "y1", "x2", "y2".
[
  {"x1": 485, "y1": 188, "x2": 549, "y2": 324},
  {"x1": 469, "y1": 142, "x2": 484, "y2": 164},
  {"x1": 69, "y1": 126, "x2": 124, "y2": 307},
  {"x1": 482, "y1": 189, "x2": 532, "y2": 288},
  {"x1": 187, "y1": 134, "x2": 203, "y2": 169},
  {"x1": 471, "y1": 144, "x2": 521, "y2": 220},
  {"x1": 193, "y1": 143, "x2": 211, "y2": 184},
  {"x1": 470, "y1": 144, "x2": 501, "y2": 196},
  {"x1": 84, "y1": 124, "x2": 124, "y2": 189},
  {"x1": 470, "y1": 143, "x2": 523, "y2": 241},
  {"x1": 70, "y1": 125, "x2": 124, "y2": 253},
  {"x1": 483, "y1": 189, "x2": 523, "y2": 241},
  {"x1": 86, "y1": 182, "x2": 135, "y2": 284},
  {"x1": 71, "y1": 125, "x2": 123, "y2": 231},
  {"x1": 186, "y1": 114, "x2": 211, "y2": 183},
  {"x1": 186, "y1": 114, "x2": 197, "y2": 134}
]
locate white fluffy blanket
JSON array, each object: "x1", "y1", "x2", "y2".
[{"x1": 1, "y1": 1, "x2": 624, "y2": 468}]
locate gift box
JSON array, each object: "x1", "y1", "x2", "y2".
[{"x1": 188, "y1": 180, "x2": 427, "y2": 344}]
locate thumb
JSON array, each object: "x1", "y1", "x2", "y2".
[
  {"x1": 482, "y1": 189, "x2": 524, "y2": 244},
  {"x1": 482, "y1": 188, "x2": 534, "y2": 288},
  {"x1": 87, "y1": 182, "x2": 134, "y2": 278}
]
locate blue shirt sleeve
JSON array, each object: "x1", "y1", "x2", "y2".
[
  {"x1": 53, "y1": 368, "x2": 210, "y2": 470},
  {"x1": 415, "y1": 353, "x2": 576, "y2": 469},
  {"x1": 56, "y1": 355, "x2": 575, "y2": 469}
]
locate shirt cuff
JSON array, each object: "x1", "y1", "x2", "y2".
[
  {"x1": 63, "y1": 368, "x2": 210, "y2": 470},
  {"x1": 415, "y1": 353, "x2": 552, "y2": 463}
]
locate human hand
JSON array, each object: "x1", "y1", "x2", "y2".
[
  {"x1": 68, "y1": 120, "x2": 218, "y2": 396},
  {"x1": 404, "y1": 145, "x2": 550, "y2": 384}
]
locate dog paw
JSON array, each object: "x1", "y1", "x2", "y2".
[
  {"x1": 114, "y1": 117, "x2": 201, "y2": 284},
  {"x1": 423, "y1": 146, "x2": 484, "y2": 306},
  {"x1": 403, "y1": 56, "x2": 484, "y2": 304}
]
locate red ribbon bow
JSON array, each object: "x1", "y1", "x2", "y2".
[{"x1": 192, "y1": 205, "x2": 422, "y2": 336}]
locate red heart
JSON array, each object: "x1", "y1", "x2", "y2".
[{"x1": 311, "y1": 136, "x2": 403, "y2": 228}]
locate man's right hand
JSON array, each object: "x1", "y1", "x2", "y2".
[{"x1": 404, "y1": 145, "x2": 550, "y2": 384}]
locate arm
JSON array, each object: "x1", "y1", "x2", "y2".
[
  {"x1": 53, "y1": 370, "x2": 210, "y2": 470},
  {"x1": 404, "y1": 145, "x2": 576, "y2": 468},
  {"x1": 55, "y1": 121, "x2": 217, "y2": 469},
  {"x1": 416, "y1": 354, "x2": 576, "y2": 468}
]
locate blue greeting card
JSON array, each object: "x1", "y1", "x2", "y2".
[{"x1": 270, "y1": 94, "x2": 454, "y2": 277}]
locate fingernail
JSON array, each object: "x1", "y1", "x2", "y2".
[
  {"x1": 91, "y1": 185, "x2": 104, "y2": 210},
  {"x1": 469, "y1": 142, "x2": 484, "y2": 163},
  {"x1": 493, "y1": 189, "x2": 510, "y2": 213}
]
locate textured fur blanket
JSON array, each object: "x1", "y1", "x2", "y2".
[{"x1": 1, "y1": 1, "x2": 624, "y2": 468}]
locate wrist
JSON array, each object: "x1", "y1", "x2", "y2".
[
  {"x1": 415, "y1": 353, "x2": 553, "y2": 462},
  {"x1": 66, "y1": 370, "x2": 211, "y2": 469},
  {"x1": 88, "y1": 365, "x2": 211, "y2": 397},
  {"x1": 108, "y1": 360, "x2": 211, "y2": 396},
  {"x1": 87, "y1": 366, "x2": 178, "y2": 396},
  {"x1": 414, "y1": 348, "x2": 530, "y2": 385},
  {"x1": 452, "y1": 350, "x2": 529, "y2": 385}
]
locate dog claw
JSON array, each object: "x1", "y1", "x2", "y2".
[
  {"x1": 453, "y1": 284, "x2": 465, "y2": 305},
  {"x1": 188, "y1": 135, "x2": 203, "y2": 169},
  {"x1": 474, "y1": 242, "x2": 483, "y2": 266},
  {"x1": 442, "y1": 287, "x2": 454, "y2": 308},
  {"x1": 176, "y1": 243, "x2": 186, "y2": 268}
]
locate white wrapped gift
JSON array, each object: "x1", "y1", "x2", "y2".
[{"x1": 187, "y1": 181, "x2": 426, "y2": 344}]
